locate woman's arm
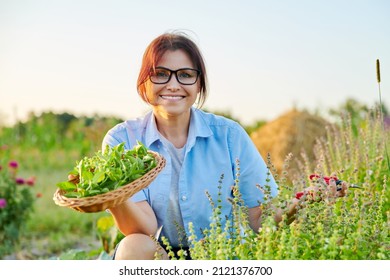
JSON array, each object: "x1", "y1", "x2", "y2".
[
  {"x1": 247, "y1": 198, "x2": 300, "y2": 231},
  {"x1": 108, "y1": 200, "x2": 158, "y2": 237},
  {"x1": 68, "y1": 171, "x2": 158, "y2": 236}
]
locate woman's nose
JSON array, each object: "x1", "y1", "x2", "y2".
[{"x1": 166, "y1": 73, "x2": 181, "y2": 91}]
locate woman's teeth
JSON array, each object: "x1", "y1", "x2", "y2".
[{"x1": 161, "y1": 95, "x2": 183, "y2": 100}]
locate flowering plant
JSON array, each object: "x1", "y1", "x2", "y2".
[{"x1": 0, "y1": 158, "x2": 36, "y2": 258}]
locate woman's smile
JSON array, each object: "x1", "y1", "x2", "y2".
[{"x1": 159, "y1": 94, "x2": 185, "y2": 101}]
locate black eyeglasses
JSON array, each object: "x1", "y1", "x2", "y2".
[{"x1": 149, "y1": 67, "x2": 200, "y2": 85}]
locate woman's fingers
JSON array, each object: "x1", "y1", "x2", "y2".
[
  {"x1": 68, "y1": 174, "x2": 79, "y2": 184},
  {"x1": 328, "y1": 178, "x2": 338, "y2": 197},
  {"x1": 339, "y1": 181, "x2": 348, "y2": 197},
  {"x1": 301, "y1": 176, "x2": 350, "y2": 201}
]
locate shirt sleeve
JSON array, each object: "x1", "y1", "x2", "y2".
[
  {"x1": 101, "y1": 123, "x2": 128, "y2": 150},
  {"x1": 229, "y1": 123, "x2": 279, "y2": 207}
]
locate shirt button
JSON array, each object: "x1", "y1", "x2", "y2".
[{"x1": 181, "y1": 195, "x2": 187, "y2": 201}]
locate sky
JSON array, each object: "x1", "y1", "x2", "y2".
[{"x1": 1, "y1": 0, "x2": 389, "y2": 126}]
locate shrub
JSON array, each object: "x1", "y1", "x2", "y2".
[{"x1": 0, "y1": 157, "x2": 37, "y2": 258}]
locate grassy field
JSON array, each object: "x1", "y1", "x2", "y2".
[{"x1": 8, "y1": 168, "x2": 107, "y2": 259}]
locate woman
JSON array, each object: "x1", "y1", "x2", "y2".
[{"x1": 102, "y1": 32, "x2": 346, "y2": 260}]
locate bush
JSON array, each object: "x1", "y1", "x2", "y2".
[{"x1": 0, "y1": 156, "x2": 37, "y2": 258}]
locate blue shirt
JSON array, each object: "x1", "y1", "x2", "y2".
[{"x1": 102, "y1": 107, "x2": 278, "y2": 242}]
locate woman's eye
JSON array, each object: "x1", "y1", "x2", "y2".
[
  {"x1": 178, "y1": 71, "x2": 193, "y2": 78},
  {"x1": 155, "y1": 71, "x2": 169, "y2": 77}
]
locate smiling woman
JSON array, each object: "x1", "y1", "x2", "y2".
[
  {"x1": 101, "y1": 31, "x2": 280, "y2": 260},
  {"x1": 101, "y1": 31, "x2": 351, "y2": 261}
]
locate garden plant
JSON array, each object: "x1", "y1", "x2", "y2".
[{"x1": 0, "y1": 156, "x2": 38, "y2": 258}]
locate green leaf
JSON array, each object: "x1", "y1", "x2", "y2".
[
  {"x1": 100, "y1": 188, "x2": 110, "y2": 193},
  {"x1": 82, "y1": 170, "x2": 93, "y2": 182},
  {"x1": 93, "y1": 171, "x2": 106, "y2": 184},
  {"x1": 96, "y1": 216, "x2": 115, "y2": 232},
  {"x1": 87, "y1": 190, "x2": 102, "y2": 196},
  {"x1": 56, "y1": 181, "x2": 77, "y2": 191},
  {"x1": 64, "y1": 192, "x2": 81, "y2": 198}
]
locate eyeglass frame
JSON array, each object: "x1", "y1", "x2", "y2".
[{"x1": 149, "y1": 67, "x2": 201, "y2": 85}]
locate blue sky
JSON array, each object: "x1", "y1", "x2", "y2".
[{"x1": 1, "y1": 0, "x2": 389, "y2": 126}]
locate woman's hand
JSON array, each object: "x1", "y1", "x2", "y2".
[
  {"x1": 249, "y1": 175, "x2": 351, "y2": 230},
  {"x1": 299, "y1": 176, "x2": 348, "y2": 202},
  {"x1": 67, "y1": 173, "x2": 79, "y2": 184}
]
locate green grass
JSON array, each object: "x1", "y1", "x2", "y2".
[{"x1": 16, "y1": 168, "x2": 107, "y2": 259}]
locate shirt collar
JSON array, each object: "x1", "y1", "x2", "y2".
[
  {"x1": 144, "y1": 111, "x2": 160, "y2": 148},
  {"x1": 143, "y1": 107, "x2": 213, "y2": 149},
  {"x1": 188, "y1": 107, "x2": 213, "y2": 140}
]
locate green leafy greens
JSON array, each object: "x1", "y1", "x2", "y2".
[{"x1": 56, "y1": 141, "x2": 157, "y2": 198}]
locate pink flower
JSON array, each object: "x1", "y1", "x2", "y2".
[
  {"x1": 26, "y1": 176, "x2": 36, "y2": 186},
  {"x1": 9, "y1": 161, "x2": 18, "y2": 169},
  {"x1": 0, "y1": 198, "x2": 7, "y2": 209},
  {"x1": 15, "y1": 178, "x2": 25, "y2": 185}
]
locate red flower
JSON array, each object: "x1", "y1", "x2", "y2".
[
  {"x1": 26, "y1": 176, "x2": 36, "y2": 186},
  {"x1": 0, "y1": 198, "x2": 6, "y2": 209},
  {"x1": 15, "y1": 177, "x2": 25, "y2": 185},
  {"x1": 9, "y1": 161, "x2": 19, "y2": 169},
  {"x1": 36, "y1": 193, "x2": 43, "y2": 198}
]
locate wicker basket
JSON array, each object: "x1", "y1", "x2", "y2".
[{"x1": 53, "y1": 151, "x2": 166, "y2": 213}]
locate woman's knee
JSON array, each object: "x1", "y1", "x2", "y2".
[{"x1": 114, "y1": 233, "x2": 166, "y2": 260}]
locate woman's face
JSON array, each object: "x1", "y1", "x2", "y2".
[{"x1": 144, "y1": 49, "x2": 200, "y2": 119}]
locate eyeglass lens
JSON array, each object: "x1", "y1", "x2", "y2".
[{"x1": 150, "y1": 68, "x2": 199, "y2": 85}]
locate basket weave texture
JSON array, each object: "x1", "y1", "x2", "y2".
[{"x1": 53, "y1": 151, "x2": 166, "y2": 213}]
